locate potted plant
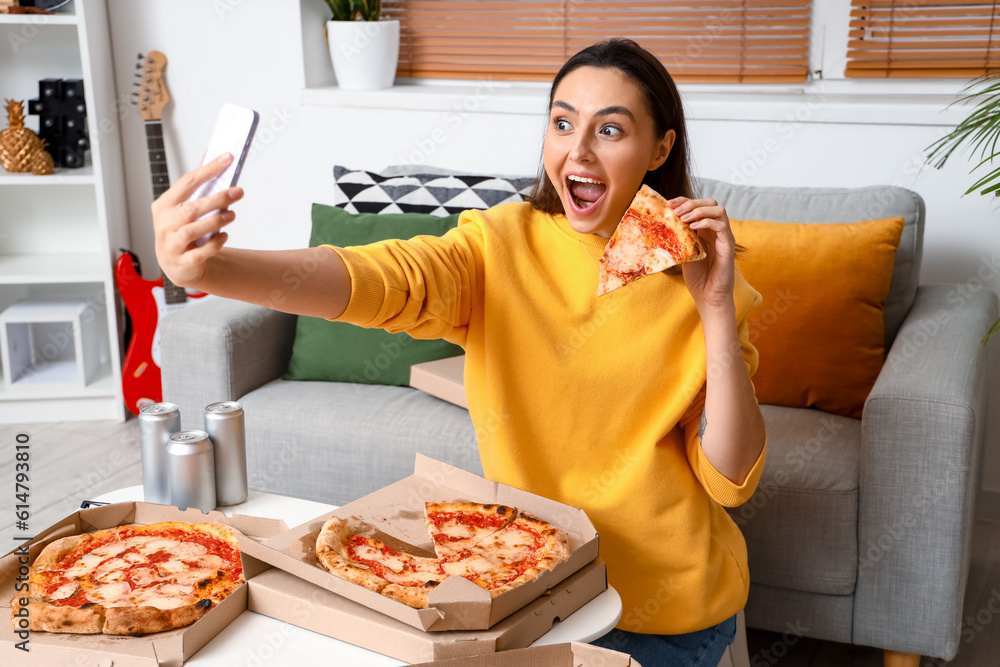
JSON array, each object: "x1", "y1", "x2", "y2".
[
  {"x1": 925, "y1": 72, "x2": 1000, "y2": 340},
  {"x1": 323, "y1": 0, "x2": 399, "y2": 91}
]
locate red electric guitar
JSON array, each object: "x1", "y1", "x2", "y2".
[{"x1": 116, "y1": 51, "x2": 207, "y2": 415}]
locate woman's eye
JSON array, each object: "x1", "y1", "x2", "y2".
[
  {"x1": 601, "y1": 125, "x2": 623, "y2": 137},
  {"x1": 554, "y1": 119, "x2": 572, "y2": 131}
]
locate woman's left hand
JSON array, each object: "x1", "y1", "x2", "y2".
[{"x1": 667, "y1": 196, "x2": 736, "y2": 312}]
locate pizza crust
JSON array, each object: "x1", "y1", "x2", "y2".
[
  {"x1": 103, "y1": 599, "x2": 214, "y2": 636},
  {"x1": 315, "y1": 516, "x2": 390, "y2": 594}
]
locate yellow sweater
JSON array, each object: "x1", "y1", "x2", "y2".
[{"x1": 329, "y1": 201, "x2": 766, "y2": 634}]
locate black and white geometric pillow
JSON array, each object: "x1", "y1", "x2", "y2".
[{"x1": 332, "y1": 165, "x2": 536, "y2": 217}]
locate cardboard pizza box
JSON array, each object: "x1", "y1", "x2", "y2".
[
  {"x1": 0, "y1": 501, "x2": 286, "y2": 667},
  {"x1": 408, "y1": 641, "x2": 641, "y2": 666},
  {"x1": 248, "y1": 557, "x2": 609, "y2": 663},
  {"x1": 410, "y1": 354, "x2": 467, "y2": 408},
  {"x1": 253, "y1": 454, "x2": 601, "y2": 632}
]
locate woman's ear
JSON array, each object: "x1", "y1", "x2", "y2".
[{"x1": 648, "y1": 129, "x2": 676, "y2": 171}]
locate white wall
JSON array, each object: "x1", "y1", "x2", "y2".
[{"x1": 106, "y1": 0, "x2": 1000, "y2": 499}]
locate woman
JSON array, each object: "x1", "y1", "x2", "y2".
[{"x1": 154, "y1": 39, "x2": 766, "y2": 665}]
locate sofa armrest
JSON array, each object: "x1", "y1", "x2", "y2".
[
  {"x1": 854, "y1": 283, "x2": 998, "y2": 659},
  {"x1": 160, "y1": 297, "x2": 297, "y2": 430}
]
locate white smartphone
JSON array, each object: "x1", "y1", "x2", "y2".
[{"x1": 190, "y1": 103, "x2": 260, "y2": 246}]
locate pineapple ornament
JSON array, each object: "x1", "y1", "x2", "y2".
[{"x1": 0, "y1": 99, "x2": 54, "y2": 175}]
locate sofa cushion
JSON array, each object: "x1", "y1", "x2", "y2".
[
  {"x1": 332, "y1": 165, "x2": 534, "y2": 216},
  {"x1": 729, "y1": 405, "x2": 861, "y2": 596},
  {"x1": 732, "y1": 216, "x2": 905, "y2": 419},
  {"x1": 241, "y1": 379, "x2": 481, "y2": 506},
  {"x1": 283, "y1": 205, "x2": 464, "y2": 386},
  {"x1": 695, "y1": 178, "x2": 924, "y2": 348}
]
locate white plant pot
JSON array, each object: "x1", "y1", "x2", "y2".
[{"x1": 325, "y1": 19, "x2": 400, "y2": 91}]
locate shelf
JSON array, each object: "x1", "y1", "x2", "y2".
[
  {"x1": 0, "y1": 361, "x2": 116, "y2": 401},
  {"x1": 0, "y1": 163, "x2": 95, "y2": 185},
  {"x1": 0, "y1": 14, "x2": 78, "y2": 25},
  {"x1": 0, "y1": 253, "x2": 107, "y2": 284}
]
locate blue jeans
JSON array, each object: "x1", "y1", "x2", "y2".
[{"x1": 591, "y1": 614, "x2": 737, "y2": 666}]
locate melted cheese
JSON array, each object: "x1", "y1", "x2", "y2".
[
  {"x1": 131, "y1": 584, "x2": 196, "y2": 610},
  {"x1": 49, "y1": 582, "x2": 78, "y2": 601},
  {"x1": 130, "y1": 538, "x2": 180, "y2": 554},
  {"x1": 441, "y1": 553, "x2": 496, "y2": 578},
  {"x1": 158, "y1": 554, "x2": 224, "y2": 585},
  {"x1": 129, "y1": 566, "x2": 157, "y2": 589},
  {"x1": 64, "y1": 553, "x2": 104, "y2": 578},
  {"x1": 88, "y1": 581, "x2": 132, "y2": 606},
  {"x1": 94, "y1": 557, "x2": 128, "y2": 578},
  {"x1": 612, "y1": 221, "x2": 649, "y2": 273},
  {"x1": 88, "y1": 541, "x2": 130, "y2": 560},
  {"x1": 352, "y1": 542, "x2": 409, "y2": 573}
]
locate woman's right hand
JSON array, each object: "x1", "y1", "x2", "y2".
[{"x1": 152, "y1": 152, "x2": 244, "y2": 289}]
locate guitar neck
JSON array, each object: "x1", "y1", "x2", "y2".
[
  {"x1": 144, "y1": 120, "x2": 186, "y2": 305},
  {"x1": 145, "y1": 120, "x2": 171, "y2": 200}
]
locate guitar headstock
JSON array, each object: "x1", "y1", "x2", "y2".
[{"x1": 134, "y1": 51, "x2": 169, "y2": 121}]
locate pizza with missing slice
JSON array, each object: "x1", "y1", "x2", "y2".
[
  {"x1": 315, "y1": 502, "x2": 570, "y2": 609},
  {"x1": 13, "y1": 521, "x2": 244, "y2": 635},
  {"x1": 598, "y1": 184, "x2": 707, "y2": 296}
]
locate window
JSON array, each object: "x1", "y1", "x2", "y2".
[
  {"x1": 382, "y1": 0, "x2": 812, "y2": 84},
  {"x1": 846, "y1": 0, "x2": 1000, "y2": 78}
]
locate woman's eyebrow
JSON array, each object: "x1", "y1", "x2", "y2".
[{"x1": 551, "y1": 100, "x2": 635, "y2": 120}]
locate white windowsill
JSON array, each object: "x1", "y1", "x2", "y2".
[{"x1": 301, "y1": 77, "x2": 974, "y2": 127}]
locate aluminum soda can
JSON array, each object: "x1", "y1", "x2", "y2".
[
  {"x1": 138, "y1": 402, "x2": 180, "y2": 504},
  {"x1": 204, "y1": 401, "x2": 248, "y2": 506},
  {"x1": 165, "y1": 430, "x2": 216, "y2": 512}
]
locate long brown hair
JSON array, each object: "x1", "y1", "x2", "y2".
[{"x1": 526, "y1": 38, "x2": 694, "y2": 214}]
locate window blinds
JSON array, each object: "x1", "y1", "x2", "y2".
[
  {"x1": 382, "y1": 0, "x2": 811, "y2": 84},
  {"x1": 847, "y1": 0, "x2": 1000, "y2": 78}
]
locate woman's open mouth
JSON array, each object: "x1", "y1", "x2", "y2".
[{"x1": 566, "y1": 173, "x2": 607, "y2": 216}]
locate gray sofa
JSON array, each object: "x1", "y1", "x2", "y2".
[{"x1": 161, "y1": 178, "x2": 997, "y2": 663}]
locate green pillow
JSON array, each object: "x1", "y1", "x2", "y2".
[{"x1": 283, "y1": 205, "x2": 464, "y2": 386}]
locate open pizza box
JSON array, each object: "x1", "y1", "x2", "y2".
[
  {"x1": 251, "y1": 454, "x2": 601, "y2": 632},
  {"x1": 409, "y1": 641, "x2": 641, "y2": 666},
  {"x1": 0, "y1": 501, "x2": 286, "y2": 667},
  {"x1": 248, "y1": 558, "x2": 609, "y2": 663}
]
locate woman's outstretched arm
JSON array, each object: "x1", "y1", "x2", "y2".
[{"x1": 153, "y1": 153, "x2": 351, "y2": 319}]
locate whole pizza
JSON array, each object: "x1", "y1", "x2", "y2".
[
  {"x1": 13, "y1": 521, "x2": 244, "y2": 635},
  {"x1": 315, "y1": 502, "x2": 571, "y2": 609}
]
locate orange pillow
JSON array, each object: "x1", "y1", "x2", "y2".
[{"x1": 731, "y1": 217, "x2": 905, "y2": 420}]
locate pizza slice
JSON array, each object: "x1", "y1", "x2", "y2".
[
  {"x1": 424, "y1": 501, "x2": 518, "y2": 559},
  {"x1": 597, "y1": 184, "x2": 706, "y2": 296}
]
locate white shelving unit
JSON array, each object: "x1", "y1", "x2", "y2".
[{"x1": 0, "y1": 0, "x2": 128, "y2": 422}]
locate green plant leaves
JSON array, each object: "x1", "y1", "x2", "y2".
[
  {"x1": 323, "y1": 0, "x2": 381, "y2": 21},
  {"x1": 926, "y1": 72, "x2": 1000, "y2": 198}
]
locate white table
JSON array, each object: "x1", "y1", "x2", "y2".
[{"x1": 92, "y1": 486, "x2": 623, "y2": 666}]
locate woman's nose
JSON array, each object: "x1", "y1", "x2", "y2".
[{"x1": 569, "y1": 133, "x2": 595, "y2": 163}]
